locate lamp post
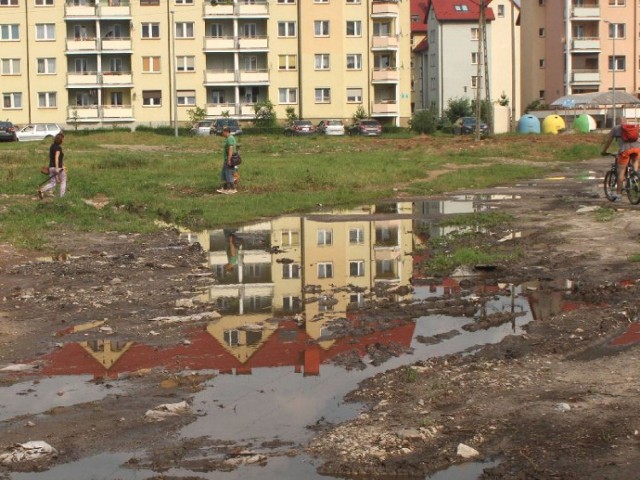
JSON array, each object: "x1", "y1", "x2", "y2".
[
  {"x1": 170, "y1": 10, "x2": 178, "y2": 137},
  {"x1": 605, "y1": 20, "x2": 617, "y2": 127}
]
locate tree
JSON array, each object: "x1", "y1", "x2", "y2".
[
  {"x1": 285, "y1": 106, "x2": 298, "y2": 124},
  {"x1": 409, "y1": 109, "x2": 437, "y2": 134},
  {"x1": 353, "y1": 104, "x2": 367, "y2": 121},
  {"x1": 253, "y1": 99, "x2": 277, "y2": 127},
  {"x1": 444, "y1": 97, "x2": 472, "y2": 123},
  {"x1": 186, "y1": 105, "x2": 207, "y2": 126},
  {"x1": 497, "y1": 92, "x2": 509, "y2": 107}
]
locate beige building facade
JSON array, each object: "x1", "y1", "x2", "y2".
[
  {"x1": 0, "y1": 0, "x2": 412, "y2": 129},
  {"x1": 521, "y1": 0, "x2": 639, "y2": 110}
]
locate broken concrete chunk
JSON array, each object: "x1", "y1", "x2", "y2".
[
  {"x1": 144, "y1": 400, "x2": 191, "y2": 422},
  {"x1": 0, "y1": 441, "x2": 58, "y2": 465},
  {"x1": 456, "y1": 443, "x2": 479, "y2": 458}
]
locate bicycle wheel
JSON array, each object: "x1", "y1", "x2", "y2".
[
  {"x1": 604, "y1": 170, "x2": 618, "y2": 201},
  {"x1": 627, "y1": 174, "x2": 640, "y2": 204}
]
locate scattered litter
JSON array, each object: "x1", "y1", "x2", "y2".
[
  {"x1": 144, "y1": 400, "x2": 191, "y2": 422},
  {"x1": 576, "y1": 206, "x2": 600, "y2": 214},
  {"x1": 0, "y1": 363, "x2": 40, "y2": 372},
  {"x1": 0, "y1": 441, "x2": 58, "y2": 465},
  {"x1": 150, "y1": 312, "x2": 221, "y2": 324},
  {"x1": 456, "y1": 443, "x2": 479, "y2": 459},
  {"x1": 556, "y1": 402, "x2": 571, "y2": 412},
  {"x1": 224, "y1": 451, "x2": 267, "y2": 467}
]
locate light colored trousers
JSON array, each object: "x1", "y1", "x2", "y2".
[{"x1": 41, "y1": 167, "x2": 67, "y2": 197}]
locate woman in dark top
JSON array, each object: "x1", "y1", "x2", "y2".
[{"x1": 38, "y1": 133, "x2": 66, "y2": 199}]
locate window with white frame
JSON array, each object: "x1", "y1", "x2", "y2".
[
  {"x1": 471, "y1": 52, "x2": 478, "y2": 64},
  {"x1": 242, "y1": 23, "x2": 257, "y2": 38},
  {"x1": 142, "y1": 56, "x2": 160, "y2": 73},
  {"x1": 38, "y1": 92, "x2": 56, "y2": 108},
  {"x1": 176, "y1": 55, "x2": 194, "y2": 72},
  {"x1": 210, "y1": 90, "x2": 224, "y2": 104},
  {"x1": 282, "y1": 263, "x2": 301, "y2": 279},
  {"x1": 282, "y1": 296, "x2": 301, "y2": 311},
  {"x1": 349, "y1": 227, "x2": 364, "y2": 244},
  {"x1": 175, "y1": 0, "x2": 193, "y2": 4},
  {"x1": 471, "y1": 27, "x2": 479, "y2": 40},
  {"x1": 373, "y1": 21, "x2": 390, "y2": 36},
  {"x1": 0, "y1": 24, "x2": 19, "y2": 40},
  {"x1": 209, "y1": 23, "x2": 223, "y2": 37},
  {"x1": 315, "y1": 87, "x2": 330, "y2": 103},
  {"x1": 142, "y1": 90, "x2": 161, "y2": 106},
  {"x1": 609, "y1": 55, "x2": 626, "y2": 71},
  {"x1": 175, "y1": 22, "x2": 194, "y2": 38},
  {"x1": 315, "y1": 54, "x2": 330, "y2": 70},
  {"x1": 141, "y1": 23, "x2": 160, "y2": 38},
  {"x1": 346, "y1": 87, "x2": 362, "y2": 102},
  {"x1": 35, "y1": 0, "x2": 54, "y2": 5},
  {"x1": 141, "y1": 0, "x2": 160, "y2": 4},
  {"x1": 314, "y1": 0, "x2": 328, "y2": 2},
  {"x1": 110, "y1": 91, "x2": 123, "y2": 106},
  {"x1": 281, "y1": 229, "x2": 300, "y2": 246},
  {"x1": 75, "y1": 57, "x2": 88, "y2": 72},
  {"x1": 609, "y1": 23, "x2": 625, "y2": 39},
  {"x1": 278, "y1": 21, "x2": 296, "y2": 37},
  {"x1": 279, "y1": 88, "x2": 298, "y2": 104},
  {"x1": 36, "y1": 23, "x2": 55, "y2": 40},
  {"x1": 0, "y1": 58, "x2": 20, "y2": 75},
  {"x1": 454, "y1": 4, "x2": 469, "y2": 10},
  {"x1": 317, "y1": 229, "x2": 333, "y2": 245},
  {"x1": 346, "y1": 20, "x2": 361, "y2": 36},
  {"x1": 177, "y1": 90, "x2": 196, "y2": 106},
  {"x1": 471, "y1": 75, "x2": 479, "y2": 88},
  {"x1": 109, "y1": 58, "x2": 123, "y2": 72},
  {"x1": 608, "y1": 0, "x2": 624, "y2": 5},
  {"x1": 36, "y1": 57, "x2": 55, "y2": 74},
  {"x1": 317, "y1": 262, "x2": 333, "y2": 279},
  {"x1": 346, "y1": 53, "x2": 362, "y2": 70},
  {"x1": 349, "y1": 260, "x2": 365, "y2": 277},
  {"x1": 346, "y1": 0, "x2": 360, "y2": 3},
  {"x1": 497, "y1": 4, "x2": 505, "y2": 16},
  {"x1": 0, "y1": 0, "x2": 18, "y2": 5},
  {"x1": 277, "y1": 0, "x2": 295, "y2": 3},
  {"x1": 2, "y1": 92, "x2": 21, "y2": 108},
  {"x1": 278, "y1": 54, "x2": 297, "y2": 70},
  {"x1": 314, "y1": 20, "x2": 329, "y2": 36}
]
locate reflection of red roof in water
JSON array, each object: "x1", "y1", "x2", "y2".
[{"x1": 610, "y1": 323, "x2": 640, "y2": 346}]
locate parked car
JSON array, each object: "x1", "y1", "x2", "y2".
[
  {"x1": 0, "y1": 121, "x2": 17, "y2": 142},
  {"x1": 284, "y1": 120, "x2": 317, "y2": 136},
  {"x1": 348, "y1": 119, "x2": 382, "y2": 136},
  {"x1": 317, "y1": 119, "x2": 345, "y2": 136},
  {"x1": 190, "y1": 120, "x2": 214, "y2": 136},
  {"x1": 15, "y1": 123, "x2": 62, "y2": 142},
  {"x1": 455, "y1": 116, "x2": 489, "y2": 135},
  {"x1": 212, "y1": 118, "x2": 242, "y2": 136}
]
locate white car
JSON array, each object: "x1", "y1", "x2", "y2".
[
  {"x1": 317, "y1": 119, "x2": 345, "y2": 136},
  {"x1": 16, "y1": 123, "x2": 63, "y2": 142}
]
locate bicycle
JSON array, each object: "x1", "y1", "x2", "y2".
[{"x1": 603, "y1": 153, "x2": 640, "y2": 204}]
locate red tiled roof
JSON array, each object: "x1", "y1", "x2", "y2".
[
  {"x1": 414, "y1": 37, "x2": 428, "y2": 53},
  {"x1": 411, "y1": 0, "x2": 428, "y2": 32},
  {"x1": 429, "y1": 0, "x2": 495, "y2": 22}
]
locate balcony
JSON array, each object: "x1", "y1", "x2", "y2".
[
  {"x1": 571, "y1": 37, "x2": 600, "y2": 51},
  {"x1": 203, "y1": 1, "x2": 234, "y2": 17},
  {"x1": 102, "y1": 105, "x2": 133, "y2": 120},
  {"x1": 97, "y1": 0, "x2": 131, "y2": 18},
  {"x1": 64, "y1": 1, "x2": 97, "y2": 18},
  {"x1": 372, "y1": 0, "x2": 399, "y2": 17},
  {"x1": 100, "y1": 36, "x2": 132, "y2": 51},
  {"x1": 571, "y1": 69, "x2": 600, "y2": 84},
  {"x1": 372, "y1": 100, "x2": 398, "y2": 114},
  {"x1": 237, "y1": 0, "x2": 268, "y2": 17},
  {"x1": 66, "y1": 37, "x2": 99, "y2": 52},
  {"x1": 68, "y1": 105, "x2": 100, "y2": 120},
  {"x1": 571, "y1": 2, "x2": 600, "y2": 19},
  {"x1": 238, "y1": 35, "x2": 268, "y2": 50},
  {"x1": 206, "y1": 103, "x2": 239, "y2": 116},
  {"x1": 67, "y1": 71, "x2": 100, "y2": 86},
  {"x1": 102, "y1": 71, "x2": 133, "y2": 85},
  {"x1": 372, "y1": 35, "x2": 398, "y2": 50},
  {"x1": 372, "y1": 68, "x2": 399, "y2": 82},
  {"x1": 204, "y1": 69, "x2": 237, "y2": 84},
  {"x1": 238, "y1": 69, "x2": 269, "y2": 84},
  {"x1": 204, "y1": 36, "x2": 236, "y2": 51}
]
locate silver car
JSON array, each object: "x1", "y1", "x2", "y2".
[
  {"x1": 317, "y1": 119, "x2": 345, "y2": 136},
  {"x1": 16, "y1": 123, "x2": 63, "y2": 142}
]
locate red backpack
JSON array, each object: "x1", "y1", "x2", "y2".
[{"x1": 621, "y1": 124, "x2": 639, "y2": 142}]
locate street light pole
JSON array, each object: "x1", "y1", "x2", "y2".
[
  {"x1": 170, "y1": 10, "x2": 179, "y2": 137},
  {"x1": 612, "y1": 27, "x2": 616, "y2": 127}
]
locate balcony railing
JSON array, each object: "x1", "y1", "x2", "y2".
[
  {"x1": 65, "y1": 1, "x2": 97, "y2": 17},
  {"x1": 100, "y1": 36, "x2": 132, "y2": 51},
  {"x1": 372, "y1": 67, "x2": 399, "y2": 82},
  {"x1": 67, "y1": 71, "x2": 100, "y2": 85},
  {"x1": 238, "y1": 69, "x2": 269, "y2": 83},
  {"x1": 372, "y1": 35, "x2": 398, "y2": 49},
  {"x1": 66, "y1": 37, "x2": 99, "y2": 52},
  {"x1": 372, "y1": 100, "x2": 398, "y2": 114},
  {"x1": 571, "y1": 69, "x2": 600, "y2": 83},
  {"x1": 102, "y1": 105, "x2": 133, "y2": 119},
  {"x1": 102, "y1": 71, "x2": 133, "y2": 85},
  {"x1": 68, "y1": 105, "x2": 133, "y2": 121},
  {"x1": 572, "y1": 2, "x2": 600, "y2": 19},
  {"x1": 238, "y1": 35, "x2": 268, "y2": 49},
  {"x1": 206, "y1": 103, "x2": 238, "y2": 117},
  {"x1": 97, "y1": 0, "x2": 131, "y2": 17},
  {"x1": 372, "y1": 1, "x2": 399, "y2": 17},
  {"x1": 204, "y1": 36, "x2": 236, "y2": 50},
  {"x1": 572, "y1": 37, "x2": 600, "y2": 50},
  {"x1": 204, "y1": 69, "x2": 237, "y2": 84}
]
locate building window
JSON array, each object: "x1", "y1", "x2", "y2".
[
  {"x1": 609, "y1": 23, "x2": 625, "y2": 39},
  {"x1": 373, "y1": 21, "x2": 391, "y2": 37},
  {"x1": 315, "y1": 54, "x2": 330, "y2": 70},
  {"x1": 609, "y1": 55, "x2": 626, "y2": 71},
  {"x1": 471, "y1": 52, "x2": 478, "y2": 64},
  {"x1": 242, "y1": 23, "x2": 257, "y2": 38},
  {"x1": 176, "y1": 55, "x2": 194, "y2": 72},
  {"x1": 140, "y1": 0, "x2": 160, "y2": 5},
  {"x1": 35, "y1": 23, "x2": 55, "y2": 40},
  {"x1": 0, "y1": 58, "x2": 20, "y2": 74},
  {"x1": 454, "y1": 4, "x2": 469, "y2": 11},
  {"x1": 349, "y1": 261, "x2": 365, "y2": 277},
  {"x1": 317, "y1": 262, "x2": 333, "y2": 279},
  {"x1": 38, "y1": 92, "x2": 56, "y2": 108},
  {"x1": 277, "y1": 0, "x2": 295, "y2": 3},
  {"x1": 142, "y1": 56, "x2": 160, "y2": 73},
  {"x1": 142, "y1": 90, "x2": 161, "y2": 106},
  {"x1": 37, "y1": 57, "x2": 55, "y2": 74},
  {"x1": 175, "y1": 22, "x2": 194, "y2": 38},
  {"x1": 281, "y1": 229, "x2": 300, "y2": 246},
  {"x1": 0, "y1": 24, "x2": 19, "y2": 41},
  {"x1": 278, "y1": 21, "x2": 296, "y2": 37},
  {"x1": 282, "y1": 263, "x2": 301, "y2": 279},
  {"x1": 209, "y1": 23, "x2": 223, "y2": 37},
  {"x1": 110, "y1": 91, "x2": 123, "y2": 106},
  {"x1": 346, "y1": 54, "x2": 362, "y2": 70},
  {"x1": 538, "y1": 27, "x2": 545, "y2": 37},
  {"x1": 346, "y1": 20, "x2": 361, "y2": 37},
  {"x1": 470, "y1": 27, "x2": 478, "y2": 40},
  {"x1": 177, "y1": 90, "x2": 195, "y2": 106},
  {"x1": 282, "y1": 296, "x2": 301, "y2": 312},
  {"x1": 0, "y1": 0, "x2": 18, "y2": 5},
  {"x1": 346, "y1": 87, "x2": 362, "y2": 103},
  {"x1": 539, "y1": 90, "x2": 545, "y2": 98},
  {"x1": 346, "y1": 0, "x2": 360, "y2": 3},
  {"x1": 317, "y1": 229, "x2": 333, "y2": 245},
  {"x1": 35, "y1": 0, "x2": 54, "y2": 5},
  {"x1": 539, "y1": 58, "x2": 545, "y2": 68},
  {"x1": 141, "y1": 23, "x2": 160, "y2": 38},
  {"x1": 314, "y1": 0, "x2": 328, "y2": 2},
  {"x1": 278, "y1": 54, "x2": 297, "y2": 70},
  {"x1": 314, "y1": 20, "x2": 329, "y2": 36},
  {"x1": 2, "y1": 92, "x2": 21, "y2": 109},
  {"x1": 608, "y1": 0, "x2": 625, "y2": 5},
  {"x1": 497, "y1": 4, "x2": 505, "y2": 17},
  {"x1": 471, "y1": 76, "x2": 479, "y2": 88},
  {"x1": 349, "y1": 227, "x2": 364, "y2": 244},
  {"x1": 175, "y1": 0, "x2": 193, "y2": 4},
  {"x1": 279, "y1": 87, "x2": 298, "y2": 104}
]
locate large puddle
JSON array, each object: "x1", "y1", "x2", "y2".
[{"x1": 1, "y1": 196, "x2": 581, "y2": 479}]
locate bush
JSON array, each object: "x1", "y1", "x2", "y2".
[
  {"x1": 241, "y1": 126, "x2": 283, "y2": 135},
  {"x1": 70, "y1": 127, "x2": 132, "y2": 136},
  {"x1": 135, "y1": 125, "x2": 191, "y2": 136},
  {"x1": 409, "y1": 110, "x2": 437, "y2": 134}
]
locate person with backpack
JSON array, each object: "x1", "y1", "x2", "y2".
[{"x1": 602, "y1": 116, "x2": 640, "y2": 201}]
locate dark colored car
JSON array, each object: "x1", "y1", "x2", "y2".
[
  {"x1": 0, "y1": 121, "x2": 17, "y2": 142},
  {"x1": 212, "y1": 118, "x2": 242, "y2": 136},
  {"x1": 456, "y1": 117, "x2": 489, "y2": 135},
  {"x1": 348, "y1": 119, "x2": 382, "y2": 136},
  {"x1": 284, "y1": 120, "x2": 317, "y2": 136}
]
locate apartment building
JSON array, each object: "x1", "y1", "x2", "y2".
[
  {"x1": 0, "y1": 0, "x2": 412, "y2": 129},
  {"x1": 410, "y1": 0, "x2": 427, "y2": 112},
  {"x1": 521, "y1": 0, "x2": 639, "y2": 110}
]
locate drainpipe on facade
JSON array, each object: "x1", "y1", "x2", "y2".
[
  {"x1": 297, "y1": 0, "x2": 303, "y2": 119},
  {"x1": 166, "y1": 5, "x2": 174, "y2": 129},
  {"x1": 25, "y1": 1, "x2": 32, "y2": 123},
  {"x1": 565, "y1": 0, "x2": 571, "y2": 96}
]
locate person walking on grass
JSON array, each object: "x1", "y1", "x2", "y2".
[
  {"x1": 38, "y1": 133, "x2": 66, "y2": 199},
  {"x1": 217, "y1": 126, "x2": 238, "y2": 195}
]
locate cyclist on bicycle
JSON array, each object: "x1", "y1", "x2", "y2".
[{"x1": 602, "y1": 116, "x2": 640, "y2": 201}]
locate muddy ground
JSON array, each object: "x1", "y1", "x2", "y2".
[{"x1": 2, "y1": 155, "x2": 640, "y2": 479}]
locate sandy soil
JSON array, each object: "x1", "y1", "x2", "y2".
[{"x1": 1, "y1": 154, "x2": 640, "y2": 479}]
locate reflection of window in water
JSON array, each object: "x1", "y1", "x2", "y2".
[
  {"x1": 319, "y1": 301, "x2": 334, "y2": 312},
  {"x1": 374, "y1": 203, "x2": 398, "y2": 214},
  {"x1": 375, "y1": 227, "x2": 399, "y2": 246},
  {"x1": 278, "y1": 329, "x2": 298, "y2": 342},
  {"x1": 317, "y1": 262, "x2": 333, "y2": 278},
  {"x1": 282, "y1": 263, "x2": 300, "y2": 279},
  {"x1": 349, "y1": 292, "x2": 365, "y2": 306},
  {"x1": 224, "y1": 329, "x2": 239, "y2": 347},
  {"x1": 245, "y1": 330, "x2": 262, "y2": 346},
  {"x1": 244, "y1": 263, "x2": 271, "y2": 282},
  {"x1": 243, "y1": 295, "x2": 272, "y2": 311},
  {"x1": 317, "y1": 229, "x2": 333, "y2": 246},
  {"x1": 283, "y1": 295, "x2": 302, "y2": 311},
  {"x1": 376, "y1": 259, "x2": 396, "y2": 278},
  {"x1": 86, "y1": 340, "x2": 128, "y2": 352},
  {"x1": 349, "y1": 260, "x2": 365, "y2": 277},
  {"x1": 281, "y1": 229, "x2": 300, "y2": 246},
  {"x1": 349, "y1": 227, "x2": 365, "y2": 245}
]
